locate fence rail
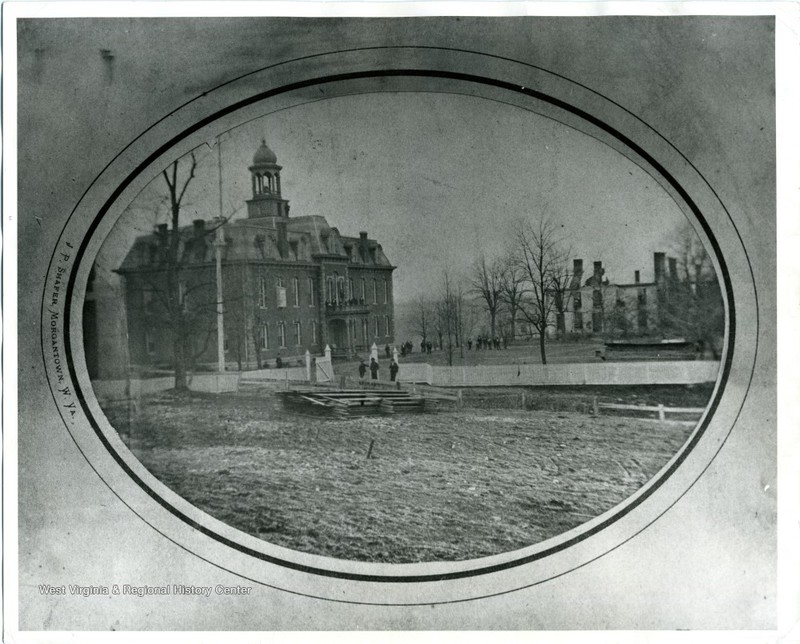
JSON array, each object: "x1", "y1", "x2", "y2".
[{"x1": 596, "y1": 400, "x2": 706, "y2": 422}]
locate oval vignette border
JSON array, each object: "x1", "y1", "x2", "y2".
[{"x1": 40, "y1": 47, "x2": 758, "y2": 605}]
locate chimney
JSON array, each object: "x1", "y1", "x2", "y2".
[
  {"x1": 359, "y1": 231, "x2": 369, "y2": 262},
  {"x1": 635, "y1": 270, "x2": 640, "y2": 283},
  {"x1": 192, "y1": 219, "x2": 205, "y2": 236},
  {"x1": 573, "y1": 259, "x2": 583, "y2": 276},
  {"x1": 593, "y1": 261, "x2": 603, "y2": 285},
  {"x1": 668, "y1": 257, "x2": 678, "y2": 280},
  {"x1": 654, "y1": 252, "x2": 666, "y2": 282},
  {"x1": 276, "y1": 220, "x2": 288, "y2": 258}
]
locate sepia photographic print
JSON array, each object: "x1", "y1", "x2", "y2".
[{"x1": 4, "y1": 4, "x2": 797, "y2": 640}]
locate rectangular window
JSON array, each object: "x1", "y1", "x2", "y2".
[
  {"x1": 349, "y1": 278, "x2": 354, "y2": 301},
  {"x1": 372, "y1": 279, "x2": 377, "y2": 304},
  {"x1": 308, "y1": 278, "x2": 315, "y2": 307},
  {"x1": 374, "y1": 316, "x2": 379, "y2": 337},
  {"x1": 145, "y1": 330, "x2": 156, "y2": 355},
  {"x1": 337, "y1": 276, "x2": 345, "y2": 303},
  {"x1": 311, "y1": 320, "x2": 317, "y2": 344},
  {"x1": 385, "y1": 315, "x2": 390, "y2": 337},
  {"x1": 143, "y1": 291, "x2": 154, "y2": 316},
  {"x1": 260, "y1": 324, "x2": 270, "y2": 350},
  {"x1": 259, "y1": 278, "x2": 268, "y2": 308},
  {"x1": 276, "y1": 278, "x2": 286, "y2": 309},
  {"x1": 294, "y1": 321, "x2": 301, "y2": 346},
  {"x1": 327, "y1": 277, "x2": 334, "y2": 303},
  {"x1": 383, "y1": 278, "x2": 389, "y2": 304},
  {"x1": 360, "y1": 278, "x2": 366, "y2": 301},
  {"x1": 362, "y1": 318, "x2": 368, "y2": 342},
  {"x1": 293, "y1": 277, "x2": 299, "y2": 306},
  {"x1": 278, "y1": 322, "x2": 286, "y2": 348}
]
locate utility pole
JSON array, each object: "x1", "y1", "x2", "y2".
[{"x1": 215, "y1": 135, "x2": 226, "y2": 373}]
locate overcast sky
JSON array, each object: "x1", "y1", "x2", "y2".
[{"x1": 100, "y1": 91, "x2": 692, "y2": 302}]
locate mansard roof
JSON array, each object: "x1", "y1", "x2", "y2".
[{"x1": 118, "y1": 215, "x2": 393, "y2": 272}]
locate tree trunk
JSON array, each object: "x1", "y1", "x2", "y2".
[
  {"x1": 539, "y1": 330, "x2": 547, "y2": 365},
  {"x1": 556, "y1": 312, "x2": 565, "y2": 339},
  {"x1": 171, "y1": 314, "x2": 189, "y2": 391}
]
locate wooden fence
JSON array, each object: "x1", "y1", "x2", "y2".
[{"x1": 595, "y1": 399, "x2": 706, "y2": 422}]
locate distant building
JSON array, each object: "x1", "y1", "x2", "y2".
[
  {"x1": 550, "y1": 253, "x2": 681, "y2": 339},
  {"x1": 83, "y1": 267, "x2": 130, "y2": 379},
  {"x1": 117, "y1": 140, "x2": 395, "y2": 370}
]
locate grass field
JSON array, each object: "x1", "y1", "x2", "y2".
[{"x1": 106, "y1": 384, "x2": 701, "y2": 563}]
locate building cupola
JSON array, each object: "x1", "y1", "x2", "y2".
[{"x1": 246, "y1": 138, "x2": 290, "y2": 220}]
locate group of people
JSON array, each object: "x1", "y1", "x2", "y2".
[
  {"x1": 359, "y1": 356, "x2": 400, "y2": 382},
  {"x1": 468, "y1": 336, "x2": 508, "y2": 351}
]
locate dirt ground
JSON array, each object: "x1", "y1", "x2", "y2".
[{"x1": 105, "y1": 384, "x2": 699, "y2": 563}]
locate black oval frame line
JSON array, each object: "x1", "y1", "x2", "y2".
[{"x1": 46, "y1": 63, "x2": 748, "y2": 588}]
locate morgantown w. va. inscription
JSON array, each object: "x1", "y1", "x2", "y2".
[{"x1": 45, "y1": 241, "x2": 77, "y2": 419}]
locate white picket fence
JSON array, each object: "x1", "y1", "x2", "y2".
[{"x1": 397, "y1": 360, "x2": 719, "y2": 387}]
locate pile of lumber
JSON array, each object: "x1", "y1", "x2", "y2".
[{"x1": 280, "y1": 389, "x2": 428, "y2": 417}]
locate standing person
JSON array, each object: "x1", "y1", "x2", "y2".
[
  {"x1": 385, "y1": 344, "x2": 391, "y2": 359},
  {"x1": 370, "y1": 357, "x2": 380, "y2": 380},
  {"x1": 358, "y1": 359, "x2": 367, "y2": 379},
  {"x1": 389, "y1": 358, "x2": 399, "y2": 382},
  {"x1": 426, "y1": 340, "x2": 432, "y2": 355},
  {"x1": 467, "y1": 338, "x2": 473, "y2": 351}
]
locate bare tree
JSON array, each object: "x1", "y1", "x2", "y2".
[
  {"x1": 661, "y1": 224, "x2": 725, "y2": 356},
  {"x1": 438, "y1": 270, "x2": 460, "y2": 366},
  {"x1": 411, "y1": 295, "x2": 433, "y2": 350},
  {"x1": 124, "y1": 151, "x2": 239, "y2": 390},
  {"x1": 514, "y1": 217, "x2": 570, "y2": 364},
  {"x1": 498, "y1": 255, "x2": 526, "y2": 341},
  {"x1": 469, "y1": 253, "x2": 504, "y2": 340},
  {"x1": 547, "y1": 246, "x2": 574, "y2": 340}
]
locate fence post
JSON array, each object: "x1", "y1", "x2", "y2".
[
  {"x1": 521, "y1": 392, "x2": 526, "y2": 409},
  {"x1": 305, "y1": 350, "x2": 311, "y2": 381},
  {"x1": 457, "y1": 389, "x2": 463, "y2": 408},
  {"x1": 593, "y1": 396, "x2": 599, "y2": 416},
  {"x1": 658, "y1": 404, "x2": 666, "y2": 423},
  {"x1": 285, "y1": 370, "x2": 289, "y2": 390}
]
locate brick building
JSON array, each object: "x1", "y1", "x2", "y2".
[{"x1": 117, "y1": 140, "x2": 395, "y2": 370}]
